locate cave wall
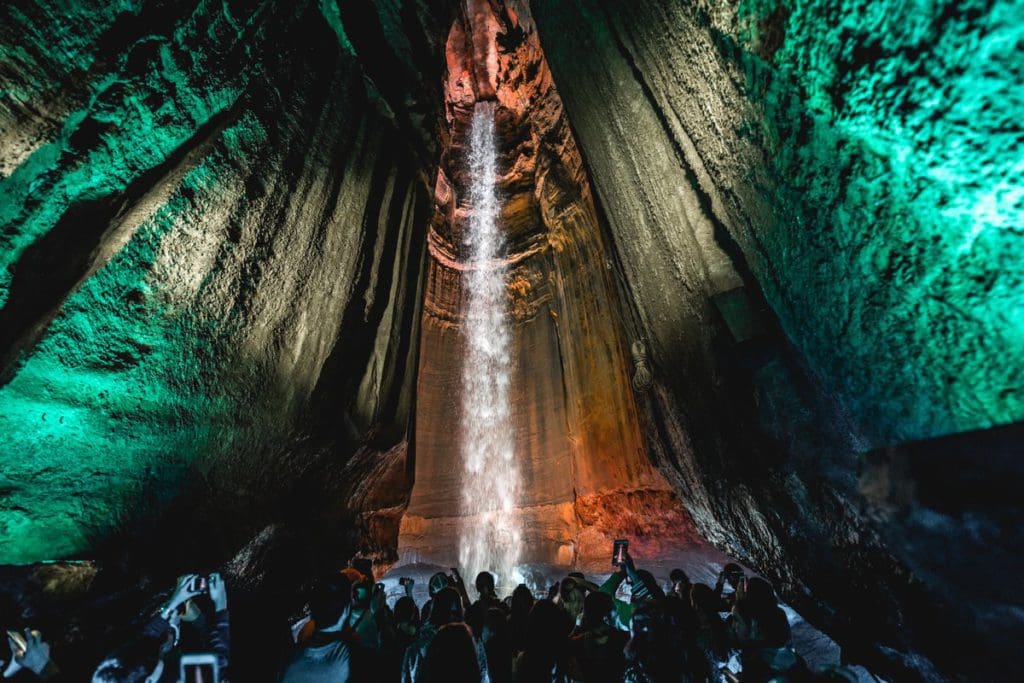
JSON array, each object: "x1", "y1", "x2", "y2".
[
  {"x1": 0, "y1": 0, "x2": 449, "y2": 567},
  {"x1": 531, "y1": 0, "x2": 1023, "y2": 680}
]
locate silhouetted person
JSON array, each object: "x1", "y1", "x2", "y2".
[
  {"x1": 393, "y1": 596, "x2": 421, "y2": 649},
  {"x1": 599, "y1": 551, "x2": 663, "y2": 627},
  {"x1": 555, "y1": 577, "x2": 587, "y2": 624},
  {"x1": 481, "y1": 608, "x2": 514, "y2": 683},
  {"x1": 420, "y1": 623, "x2": 482, "y2": 683},
  {"x1": 728, "y1": 578, "x2": 792, "y2": 683},
  {"x1": 420, "y1": 572, "x2": 453, "y2": 623},
  {"x1": 566, "y1": 591, "x2": 627, "y2": 683},
  {"x1": 690, "y1": 584, "x2": 728, "y2": 683},
  {"x1": 513, "y1": 599, "x2": 572, "y2": 683},
  {"x1": 623, "y1": 600, "x2": 690, "y2": 683},
  {"x1": 467, "y1": 572, "x2": 508, "y2": 637},
  {"x1": 280, "y1": 573, "x2": 359, "y2": 683},
  {"x1": 714, "y1": 564, "x2": 744, "y2": 613},
  {"x1": 348, "y1": 580, "x2": 385, "y2": 651},
  {"x1": 401, "y1": 587, "x2": 463, "y2": 683},
  {"x1": 508, "y1": 584, "x2": 535, "y2": 654},
  {"x1": 669, "y1": 569, "x2": 691, "y2": 601}
]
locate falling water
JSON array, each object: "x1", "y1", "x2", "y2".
[{"x1": 458, "y1": 102, "x2": 521, "y2": 586}]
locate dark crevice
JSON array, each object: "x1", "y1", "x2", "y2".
[{"x1": 0, "y1": 100, "x2": 242, "y2": 388}]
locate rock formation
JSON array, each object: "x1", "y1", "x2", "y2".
[
  {"x1": 1, "y1": 1, "x2": 1021, "y2": 681},
  {"x1": 399, "y1": 0, "x2": 696, "y2": 573}
]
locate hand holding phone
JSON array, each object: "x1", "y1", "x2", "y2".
[
  {"x1": 189, "y1": 575, "x2": 210, "y2": 595},
  {"x1": 180, "y1": 653, "x2": 219, "y2": 683},
  {"x1": 7, "y1": 629, "x2": 27, "y2": 657}
]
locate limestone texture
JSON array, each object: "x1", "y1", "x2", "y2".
[
  {"x1": 531, "y1": 0, "x2": 1023, "y2": 679},
  {"x1": 0, "y1": 0, "x2": 444, "y2": 567},
  {"x1": 400, "y1": 0, "x2": 697, "y2": 572},
  {"x1": 0, "y1": 1, "x2": 1021, "y2": 681}
]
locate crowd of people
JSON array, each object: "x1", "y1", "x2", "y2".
[{"x1": 2, "y1": 552, "x2": 864, "y2": 682}]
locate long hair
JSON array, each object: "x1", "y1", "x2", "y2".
[{"x1": 421, "y1": 623, "x2": 481, "y2": 683}]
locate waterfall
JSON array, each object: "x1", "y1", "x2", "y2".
[{"x1": 458, "y1": 101, "x2": 521, "y2": 586}]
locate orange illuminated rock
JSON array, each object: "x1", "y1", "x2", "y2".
[{"x1": 399, "y1": 0, "x2": 699, "y2": 570}]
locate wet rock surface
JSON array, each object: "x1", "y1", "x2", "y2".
[
  {"x1": 401, "y1": 0, "x2": 697, "y2": 570},
  {"x1": 531, "y1": 1, "x2": 1023, "y2": 679},
  {"x1": 1, "y1": 1, "x2": 1021, "y2": 681}
]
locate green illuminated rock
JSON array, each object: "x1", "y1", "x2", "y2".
[
  {"x1": 0, "y1": 0, "x2": 441, "y2": 565},
  {"x1": 532, "y1": 0, "x2": 1023, "y2": 679}
]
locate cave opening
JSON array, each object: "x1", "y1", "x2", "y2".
[{"x1": 0, "y1": 0, "x2": 1021, "y2": 681}]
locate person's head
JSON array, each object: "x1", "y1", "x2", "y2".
[
  {"x1": 580, "y1": 590, "x2": 615, "y2": 629},
  {"x1": 421, "y1": 623, "x2": 481, "y2": 683},
  {"x1": 309, "y1": 573, "x2": 353, "y2": 631},
  {"x1": 91, "y1": 636, "x2": 165, "y2": 683},
  {"x1": 743, "y1": 576, "x2": 776, "y2": 608},
  {"x1": 510, "y1": 584, "x2": 534, "y2": 616},
  {"x1": 723, "y1": 563, "x2": 744, "y2": 589},
  {"x1": 351, "y1": 579, "x2": 373, "y2": 610},
  {"x1": 341, "y1": 567, "x2": 365, "y2": 586},
  {"x1": 689, "y1": 583, "x2": 719, "y2": 616},
  {"x1": 428, "y1": 571, "x2": 450, "y2": 598},
  {"x1": 475, "y1": 571, "x2": 496, "y2": 598},
  {"x1": 669, "y1": 568, "x2": 690, "y2": 598},
  {"x1": 394, "y1": 596, "x2": 419, "y2": 625},
  {"x1": 524, "y1": 599, "x2": 571, "y2": 656},
  {"x1": 559, "y1": 576, "x2": 583, "y2": 602},
  {"x1": 428, "y1": 586, "x2": 463, "y2": 627}
]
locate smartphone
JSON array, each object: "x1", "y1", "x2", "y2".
[
  {"x1": 6, "y1": 630, "x2": 26, "y2": 656},
  {"x1": 612, "y1": 539, "x2": 629, "y2": 566},
  {"x1": 399, "y1": 577, "x2": 413, "y2": 587},
  {"x1": 180, "y1": 653, "x2": 219, "y2": 683},
  {"x1": 190, "y1": 575, "x2": 209, "y2": 594}
]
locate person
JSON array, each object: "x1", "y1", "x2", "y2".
[
  {"x1": 92, "y1": 635, "x2": 167, "y2": 683},
  {"x1": 553, "y1": 577, "x2": 586, "y2": 625},
  {"x1": 714, "y1": 564, "x2": 745, "y2": 613},
  {"x1": 622, "y1": 600, "x2": 690, "y2": 683},
  {"x1": 598, "y1": 551, "x2": 662, "y2": 627},
  {"x1": 565, "y1": 591, "x2": 627, "y2": 683},
  {"x1": 690, "y1": 584, "x2": 728, "y2": 683},
  {"x1": 393, "y1": 596, "x2": 420, "y2": 649},
  {"x1": 401, "y1": 587, "x2": 462, "y2": 683},
  {"x1": 175, "y1": 573, "x2": 231, "y2": 677},
  {"x1": 280, "y1": 573, "x2": 359, "y2": 682},
  {"x1": 669, "y1": 569, "x2": 691, "y2": 601},
  {"x1": 2, "y1": 629, "x2": 60, "y2": 681},
  {"x1": 480, "y1": 608, "x2": 513, "y2": 683},
  {"x1": 420, "y1": 623, "x2": 482, "y2": 683},
  {"x1": 347, "y1": 580, "x2": 385, "y2": 651},
  {"x1": 420, "y1": 571, "x2": 454, "y2": 624},
  {"x1": 513, "y1": 600, "x2": 571, "y2": 683},
  {"x1": 508, "y1": 585, "x2": 534, "y2": 654},
  {"x1": 466, "y1": 572, "x2": 507, "y2": 637},
  {"x1": 728, "y1": 577, "x2": 793, "y2": 683},
  {"x1": 94, "y1": 572, "x2": 229, "y2": 683}
]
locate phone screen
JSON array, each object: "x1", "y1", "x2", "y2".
[
  {"x1": 183, "y1": 663, "x2": 217, "y2": 683},
  {"x1": 612, "y1": 539, "x2": 629, "y2": 566}
]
